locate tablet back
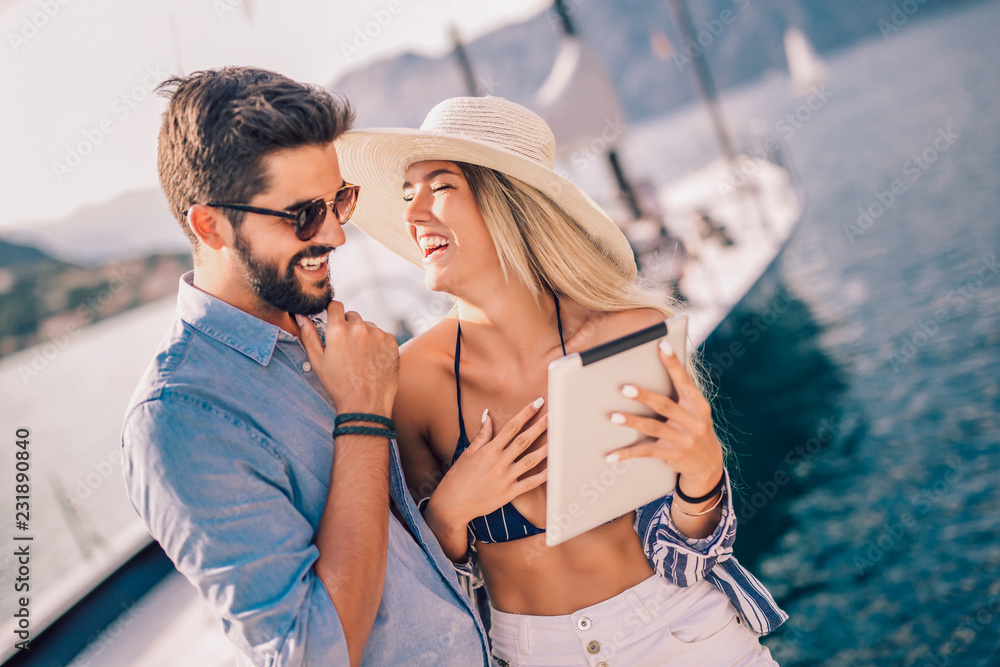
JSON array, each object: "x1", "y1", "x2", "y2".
[{"x1": 545, "y1": 315, "x2": 688, "y2": 546}]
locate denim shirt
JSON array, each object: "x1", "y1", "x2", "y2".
[{"x1": 121, "y1": 272, "x2": 489, "y2": 666}]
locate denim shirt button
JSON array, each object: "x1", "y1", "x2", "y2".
[{"x1": 302, "y1": 362, "x2": 312, "y2": 373}]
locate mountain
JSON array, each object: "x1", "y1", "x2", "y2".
[
  {"x1": 0, "y1": 239, "x2": 68, "y2": 269},
  {"x1": 2, "y1": 0, "x2": 986, "y2": 268},
  {"x1": 331, "y1": 0, "x2": 988, "y2": 129},
  {"x1": 0, "y1": 235, "x2": 191, "y2": 358},
  {"x1": 3, "y1": 188, "x2": 189, "y2": 266}
]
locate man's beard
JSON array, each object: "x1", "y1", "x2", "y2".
[{"x1": 233, "y1": 229, "x2": 334, "y2": 316}]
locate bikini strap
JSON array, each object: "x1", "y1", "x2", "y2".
[
  {"x1": 454, "y1": 322, "x2": 468, "y2": 440},
  {"x1": 553, "y1": 293, "x2": 567, "y2": 356},
  {"x1": 456, "y1": 295, "x2": 563, "y2": 441}
]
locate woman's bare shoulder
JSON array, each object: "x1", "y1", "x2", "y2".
[
  {"x1": 566, "y1": 308, "x2": 664, "y2": 352},
  {"x1": 602, "y1": 307, "x2": 667, "y2": 334},
  {"x1": 573, "y1": 307, "x2": 668, "y2": 349},
  {"x1": 397, "y1": 318, "x2": 459, "y2": 406},
  {"x1": 393, "y1": 320, "x2": 460, "y2": 492},
  {"x1": 394, "y1": 318, "x2": 459, "y2": 460},
  {"x1": 399, "y1": 317, "x2": 457, "y2": 368}
]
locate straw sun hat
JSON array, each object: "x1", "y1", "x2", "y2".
[{"x1": 335, "y1": 96, "x2": 637, "y2": 279}]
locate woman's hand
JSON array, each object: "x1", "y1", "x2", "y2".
[
  {"x1": 605, "y1": 339, "x2": 725, "y2": 536},
  {"x1": 423, "y1": 398, "x2": 548, "y2": 560}
]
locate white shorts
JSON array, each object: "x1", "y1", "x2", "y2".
[{"x1": 488, "y1": 575, "x2": 778, "y2": 667}]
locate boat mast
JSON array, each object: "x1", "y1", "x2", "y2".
[
  {"x1": 552, "y1": 0, "x2": 643, "y2": 220},
  {"x1": 449, "y1": 25, "x2": 479, "y2": 96},
  {"x1": 553, "y1": 0, "x2": 576, "y2": 36},
  {"x1": 665, "y1": 0, "x2": 737, "y2": 162}
]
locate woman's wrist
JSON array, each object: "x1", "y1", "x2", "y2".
[
  {"x1": 675, "y1": 466, "x2": 725, "y2": 503},
  {"x1": 671, "y1": 467, "x2": 726, "y2": 538},
  {"x1": 423, "y1": 494, "x2": 467, "y2": 543}
]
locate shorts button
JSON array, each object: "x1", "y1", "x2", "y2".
[
  {"x1": 587, "y1": 640, "x2": 601, "y2": 654},
  {"x1": 302, "y1": 362, "x2": 312, "y2": 372},
  {"x1": 577, "y1": 616, "x2": 591, "y2": 631},
  {"x1": 596, "y1": 663, "x2": 609, "y2": 667}
]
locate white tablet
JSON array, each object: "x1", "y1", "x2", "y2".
[{"x1": 545, "y1": 315, "x2": 688, "y2": 546}]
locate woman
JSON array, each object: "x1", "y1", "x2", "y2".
[{"x1": 337, "y1": 97, "x2": 786, "y2": 666}]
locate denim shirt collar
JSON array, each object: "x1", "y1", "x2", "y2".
[{"x1": 176, "y1": 271, "x2": 328, "y2": 366}]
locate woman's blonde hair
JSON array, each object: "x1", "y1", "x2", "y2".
[
  {"x1": 458, "y1": 162, "x2": 678, "y2": 318},
  {"x1": 457, "y1": 162, "x2": 725, "y2": 445}
]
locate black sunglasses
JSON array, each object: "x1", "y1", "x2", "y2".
[{"x1": 206, "y1": 183, "x2": 360, "y2": 241}]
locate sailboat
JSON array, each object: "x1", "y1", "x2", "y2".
[
  {"x1": 533, "y1": 0, "x2": 803, "y2": 343},
  {"x1": 784, "y1": 26, "x2": 830, "y2": 96}
]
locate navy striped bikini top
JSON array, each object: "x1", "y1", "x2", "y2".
[{"x1": 451, "y1": 294, "x2": 567, "y2": 544}]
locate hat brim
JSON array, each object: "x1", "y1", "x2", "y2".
[{"x1": 335, "y1": 128, "x2": 636, "y2": 278}]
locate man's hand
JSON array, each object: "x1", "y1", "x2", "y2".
[
  {"x1": 297, "y1": 301, "x2": 399, "y2": 417},
  {"x1": 296, "y1": 300, "x2": 399, "y2": 667}
]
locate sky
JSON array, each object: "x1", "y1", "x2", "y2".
[{"x1": 0, "y1": 0, "x2": 550, "y2": 230}]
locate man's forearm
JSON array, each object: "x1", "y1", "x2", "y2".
[{"x1": 314, "y1": 434, "x2": 391, "y2": 667}]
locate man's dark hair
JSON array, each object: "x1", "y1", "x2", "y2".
[{"x1": 156, "y1": 66, "x2": 355, "y2": 247}]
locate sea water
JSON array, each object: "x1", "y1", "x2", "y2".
[{"x1": 676, "y1": 4, "x2": 1000, "y2": 665}]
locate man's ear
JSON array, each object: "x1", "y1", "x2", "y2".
[{"x1": 187, "y1": 204, "x2": 231, "y2": 250}]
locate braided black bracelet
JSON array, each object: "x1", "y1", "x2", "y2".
[
  {"x1": 675, "y1": 471, "x2": 725, "y2": 504},
  {"x1": 332, "y1": 425, "x2": 397, "y2": 440},
  {"x1": 335, "y1": 412, "x2": 395, "y2": 429}
]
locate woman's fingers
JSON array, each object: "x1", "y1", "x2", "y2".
[
  {"x1": 515, "y1": 443, "x2": 548, "y2": 475},
  {"x1": 611, "y1": 410, "x2": 696, "y2": 446},
  {"x1": 469, "y1": 397, "x2": 546, "y2": 454},
  {"x1": 493, "y1": 397, "x2": 546, "y2": 446},
  {"x1": 606, "y1": 441, "x2": 674, "y2": 464},
  {"x1": 454, "y1": 399, "x2": 548, "y2": 516},
  {"x1": 504, "y1": 414, "x2": 548, "y2": 457},
  {"x1": 467, "y1": 411, "x2": 494, "y2": 453},
  {"x1": 657, "y1": 339, "x2": 699, "y2": 403},
  {"x1": 605, "y1": 415, "x2": 693, "y2": 461},
  {"x1": 619, "y1": 382, "x2": 699, "y2": 431},
  {"x1": 610, "y1": 411, "x2": 671, "y2": 440},
  {"x1": 514, "y1": 467, "x2": 548, "y2": 494}
]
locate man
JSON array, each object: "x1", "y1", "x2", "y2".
[{"x1": 121, "y1": 66, "x2": 489, "y2": 666}]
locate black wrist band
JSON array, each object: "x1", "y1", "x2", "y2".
[
  {"x1": 335, "y1": 413, "x2": 395, "y2": 429},
  {"x1": 332, "y1": 425, "x2": 397, "y2": 440},
  {"x1": 675, "y1": 471, "x2": 725, "y2": 504}
]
